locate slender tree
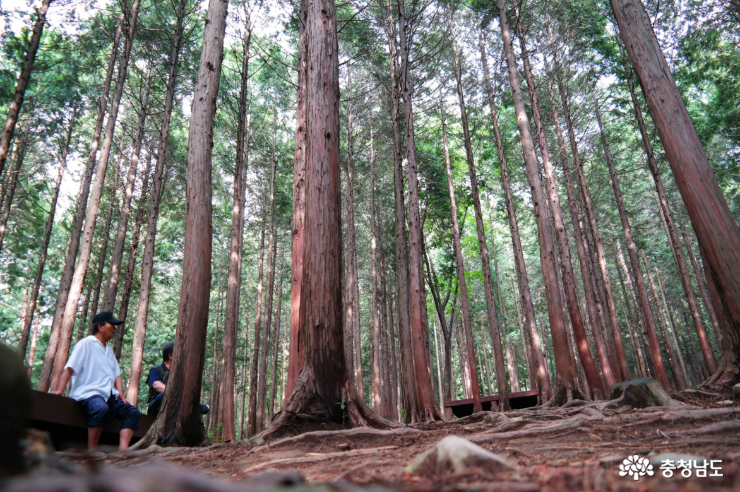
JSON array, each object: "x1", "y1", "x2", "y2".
[
  {"x1": 38, "y1": 13, "x2": 124, "y2": 392},
  {"x1": 0, "y1": 0, "x2": 54, "y2": 179},
  {"x1": 125, "y1": 0, "x2": 189, "y2": 403},
  {"x1": 18, "y1": 103, "x2": 77, "y2": 358},
  {"x1": 100, "y1": 72, "x2": 152, "y2": 312},
  {"x1": 218, "y1": 12, "x2": 252, "y2": 443},
  {"x1": 50, "y1": 0, "x2": 142, "y2": 392},
  {"x1": 478, "y1": 23, "x2": 550, "y2": 401},
  {"x1": 138, "y1": 0, "x2": 230, "y2": 447},
  {"x1": 447, "y1": 7, "x2": 507, "y2": 410},
  {"x1": 440, "y1": 97, "x2": 482, "y2": 413},
  {"x1": 610, "y1": 0, "x2": 740, "y2": 388},
  {"x1": 594, "y1": 94, "x2": 670, "y2": 389},
  {"x1": 496, "y1": 0, "x2": 579, "y2": 404}
]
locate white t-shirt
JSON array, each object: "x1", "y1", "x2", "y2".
[{"x1": 64, "y1": 335, "x2": 121, "y2": 401}]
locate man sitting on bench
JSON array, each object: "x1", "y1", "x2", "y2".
[
  {"x1": 146, "y1": 342, "x2": 209, "y2": 417},
  {"x1": 52, "y1": 311, "x2": 140, "y2": 450}
]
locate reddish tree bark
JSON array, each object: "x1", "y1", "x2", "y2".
[
  {"x1": 496, "y1": 0, "x2": 579, "y2": 405},
  {"x1": 286, "y1": 0, "x2": 307, "y2": 400},
  {"x1": 624, "y1": 68, "x2": 717, "y2": 374},
  {"x1": 440, "y1": 99, "x2": 482, "y2": 413},
  {"x1": 125, "y1": 0, "x2": 188, "y2": 402},
  {"x1": 51, "y1": 0, "x2": 142, "y2": 393},
  {"x1": 38, "y1": 14, "x2": 124, "y2": 392},
  {"x1": 545, "y1": 73, "x2": 615, "y2": 390},
  {"x1": 641, "y1": 250, "x2": 686, "y2": 389},
  {"x1": 259, "y1": 0, "x2": 393, "y2": 438},
  {"x1": 517, "y1": 27, "x2": 604, "y2": 400},
  {"x1": 218, "y1": 18, "x2": 252, "y2": 443},
  {"x1": 594, "y1": 95, "x2": 670, "y2": 389},
  {"x1": 383, "y1": 0, "x2": 416, "y2": 420},
  {"x1": 610, "y1": 0, "x2": 740, "y2": 388},
  {"x1": 138, "y1": 0, "x2": 229, "y2": 447},
  {"x1": 448, "y1": 8, "x2": 507, "y2": 410},
  {"x1": 478, "y1": 24, "x2": 550, "y2": 401}
]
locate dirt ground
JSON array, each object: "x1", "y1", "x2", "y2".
[{"x1": 9, "y1": 392, "x2": 740, "y2": 492}]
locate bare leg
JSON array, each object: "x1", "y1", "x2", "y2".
[
  {"x1": 119, "y1": 428, "x2": 135, "y2": 450},
  {"x1": 88, "y1": 426, "x2": 104, "y2": 450}
]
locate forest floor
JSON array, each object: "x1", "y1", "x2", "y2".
[{"x1": 9, "y1": 392, "x2": 740, "y2": 492}]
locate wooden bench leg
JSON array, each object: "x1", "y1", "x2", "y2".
[{"x1": 444, "y1": 407, "x2": 453, "y2": 420}]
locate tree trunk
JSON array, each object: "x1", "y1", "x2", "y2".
[
  {"x1": 114, "y1": 157, "x2": 152, "y2": 360},
  {"x1": 138, "y1": 0, "x2": 229, "y2": 447},
  {"x1": 447, "y1": 8, "x2": 506, "y2": 410},
  {"x1": 479, "y1": 22, "x2": 551, "y2": 402},
  {"x1": 344, "y1": 72, "x2": 360, "y2": 395},
  {"x1": 269, "y1": 261, "x2": 285, "y2": 420},
  {"x1": 496, "y1": 0, "x2": 578, "y2": 405},
  {"x1": 370, "y1": 128, "x2": 381, "y2": 412},
  {"x1": 641, "y1": 250, "x2": 686, "y2": 389},
  {"x1": 384, "y1": 0, "x2": 416, "y2": 421},
  {"x1": 256, "y1": 113, "x2": 279, "y2": 432},
  {"x1": 124, "y1": 0, "x2": 187, "y2": 402},
  {"x1": 681, "y1": 223, "x2": 722, "y2": 347},
  {"x1": 491, "y1": 233, "x2": 521, "y2": 392},
  {"x1": 656, "y1": 268, "x2": 691, "y2": 388},
  {"x1": 616, "y1": 258, "x2": 648, "y2": 378},
  {"x1": 440, "y1": 99, "x2": 482, "y2": 413},
  {"x1": 18, "y1": 104, "x2": 77, "y2": 359},
  {"x1": 286, "y1": 0, "x2": 308, "y2": 402},
  {"x1": 396, "y1": 0, "x2": 439, "y2": 422},
  {"x1": 610, "y1": 0, "x2": 740, "y2": 388},
  {"x1": 517, "y1": 26, "x2": 604, "y2": 400},
  {"x1": 625, "y1": 69, "x2": 717, "y2": 375},
  {"x1": 38, "y1": 14, "x2": 124, "y2": 392},
  {"x1": 101, "y1": 73, "x2": 152, "y2": 312},
  {"x1": 617, "y1": 240, "x2": 654, "y2": 378},
  {"x1": 0, "y1": 0, "x2": 54, "y2": 179},
  {"x1": 545, "y1": 72, "x2": 615, "y2": 390},
  {"x1": 27, "y1": 303, "x2": 41, "y2": 376},
  {"x1": 0, "y1": 131, "x2": 29, "y2": 252},
  {"x1": 51, "y1": 0, "x2": 142, "y2": 392},
  {"x1": 89, "y1": 138, "x2": 125, "y2": 320},
  {"x1": 247, "y1": 199, "x2": 267, "y2": 437},
  {"x1": 259, "y1": 0, "x2": 393, "y2": 439},
  {"x1": 553, "y1": 59, "x2": 630, "y2": 383},
  {"x1": 595, "y1": 95, "x2": 670, "y2": 390},
  {"x1": 218, "y1": 18, "x2": 251, "y2": 443}
]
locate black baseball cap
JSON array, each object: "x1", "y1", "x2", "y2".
[{"x1": 92, "y1": 311, "x2": 124, "y2": 326}]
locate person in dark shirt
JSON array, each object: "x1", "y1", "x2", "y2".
[{"x1": 146, "y1": 342, "x2": 209, "y2": 416}]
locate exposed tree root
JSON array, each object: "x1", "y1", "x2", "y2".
[
  {"x1": 252, "y1": 365, "x2": 400, "y2": 443},
  {"x1": 541, "y1": 382, "x2": 588, "y2": 408},
  {"x1": 242, "y1": 445, "x2": 397, "y2": 474},
  {"x1": 250, "y1": 426, "x2": 420, "y2": 454},
  {"x1": 667, "y1": 420, "x2": 740, "y2": 436},
  {"x1": 468, "y1": 418, "x2": 584, "y2": 443}
]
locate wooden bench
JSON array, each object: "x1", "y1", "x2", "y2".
[
  {"x1": 29, "y1": 390, "x2": 155, "y2": 450},
  {"x1": 444, "y1": 389, "x2": 540, "y2": 418}
]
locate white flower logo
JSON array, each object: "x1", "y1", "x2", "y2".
[{"x1": 619, "y1": 455, "x2": 654, "y2": 481}]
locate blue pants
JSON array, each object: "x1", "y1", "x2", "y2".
[
  {"x1": 80, "y1": 394, "x2": 140, "y2": 430},
  {"x1": 148, "y1": 392, "x2": 208, "y2": 416}
]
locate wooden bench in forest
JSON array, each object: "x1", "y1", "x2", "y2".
[
  {"x1": 444, "y1": 389, "x2": 540, "y2": 418},
  {"x1": 28, "y1": 390, "x2": 155, "y2": 450}
]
